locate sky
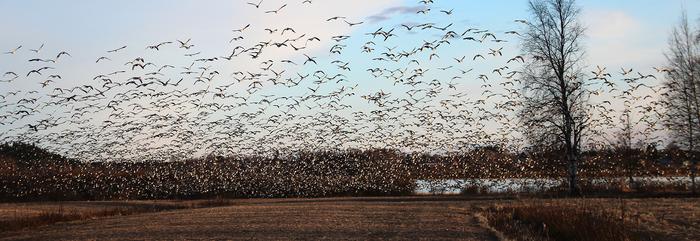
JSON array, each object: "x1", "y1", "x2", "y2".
[
  {"x1": 0, "y1": 0, "x2": 696, "y2": 87},
  {"x1": 1, "y1": 0, "x2": 697, "y2": 67},
  {"x1": 1, "y1": 0, "x2": 697, "y2": 106},
  {"x1": 1, "y1": 0, "x2": 699, "y2": 158}
]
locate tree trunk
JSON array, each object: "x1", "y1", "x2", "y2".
[
  {"x1": 568, "y1": 153, "x2": 579, "y2": 196},
  {"x1": 692, "y1": 157, "x2": 697, "y2": 195}
]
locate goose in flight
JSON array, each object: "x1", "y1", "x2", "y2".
[
  {"x1": 107, "y1": 46, "x2": 127, "y2": 53},
  {"x1": 417, "y1": 8, "x2": 430, "y2": 14},
  {"x1": 177, "y1": 39, "x2": 194, "y2": 49},
  {"x1": 4, "y1": 45, "x2": 22, "y2": 54},
  {"x1": 303, "y1": 54, "x2": 317, "y2": 65},
  {"x1": 185, "y1": 52, "x2": 201, "y2": 57},
  {"x1": 481, "y1": 33, "x2": 497, "y2": 41},
  {"x1": 290, "y1": 43, "x2": 305, "y2": 51},
  {"x1": 4, "y1": 72, "x2": 19, "y2": 78},
  {"x1": 401, "y1": 24, "x2": 417, "y2": 31},
  {"x1": 28, "y1": 58, "x2": 55, "y2": 63},
  {"x1": 620, "y1": 68, "x2": 633, "y2": 76},
  {"x1": 507, "y1": 56, "x2": 525, "y2": 63},
  {"x1": 591, "y1": 65, "x2": 608, "y2": 78},
  {"x1": 27, "y1": 124, "x2": 40, "y2": 132},
  {"x1": 653, "y1": 67, "x2": 674, "y2": 74},
  {"x1": 230, "y1": 36, "x2": 244, "y2": 42},
  {"x1": 233, "y1": 24, "x2": 251, "y2": 33},
  {"x1": 281, "y1": 27, "x2": 296, "y2": 35},
  {"x1": 247, "y1": 0, "x2": 263, "y2": 8},
  {"x1": 344, "y1": 20, "x2": 364, "y2": 27},
  {"x1": 29, "y1": 43, "x2": 44, "y2": 53},
  {"x1": 489, "y1": 47, "x2": 503, "y2": 56},
  {"x1": 96, "y1": 57, "x2": 111, "y2": 63},
  {"x1": 478, "y1": 74, "x2": 489, "y2": 82},
  {"x1": 265, "y1": 4, "x2": 287, "y2": 14},
  {"x1": 40, "y1": 79, "x2": 54, "y2": 88},
  {"x1": 637, "y1": 72, "x2": 657, "y2": 79},
  {"x1": 463, "y1": 36, "x2": 481, "y2": 42},
  {"x1": 27, "y1": 67, "x2": 54, "y2": 77},
  {"x1": 56, "y1": 51, "x2": 71, "y2": 59},
  {"x1": 439, "y1": 9, "x2": 454, "y2": 15},
  {"x1": 326, "y1": 16, "x2": 346, "y2": 22},
  {"x1": 146, "y1": 41, "x2": 172, "y2": 51},
  {"x1": 433, "y1": 23, "x2": 452, "y2": 31}
]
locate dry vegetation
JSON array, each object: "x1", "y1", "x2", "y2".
[
  {"x1": 0, "y1": 197, "x2": 697, "y2": 240},
  {"x1": 0, "y1": 199, "x2": 234, "y2": 235},
  {"x1": 1, "y1": 196, "x2": 499, "y2": 240},
  {"x1": 481, "y1": 198, "x2": 700, "y2": 241},
  {"x1": 485, "y1": 202, "x2": 635, "y2": 240}
]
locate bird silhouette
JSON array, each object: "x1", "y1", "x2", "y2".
[
  {"x1": 247, "y1": 0, "x2": 263, "y2": 8},
  {"x1": 3, "y1": 45, "x2": 22, "y2": 54},
  {"x1": 265, "y1": 4, "x2": 287, "y2": 14}
]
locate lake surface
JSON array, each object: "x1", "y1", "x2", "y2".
[{"x1": 414, "y1": 177, "x2": 695, "y2": 194}]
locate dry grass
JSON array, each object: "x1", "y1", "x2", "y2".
[
  {"x1": 1, "y1": 197, "x2": 698, "y2": 240},
  {"x1": 1, "y1": 196, "x2": 500, "y2": 240},
  {"x1": 0, "y1": 206, "x2": 136, "y2": 233},
  {"x1": 0, "y1": 199, "x2": 235, "y2": 234},
  {"x1": 481, "y1": 198, "x2": 700, "y2": 241},
  {"x1": 484, "y1": 203, "x2": 635, "y2": 241}
]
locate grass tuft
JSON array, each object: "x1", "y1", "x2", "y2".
[{"x1": 484, "y1": 201, "x2": 642, "y2": 241}]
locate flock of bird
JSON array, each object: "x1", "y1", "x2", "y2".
[{"x1": 0, "y1": 0, "x2": 669, "y2": 166}]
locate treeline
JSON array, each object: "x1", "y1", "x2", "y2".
[{"x1": 0, "y1": 142, "x2": 694, "y2": 201}]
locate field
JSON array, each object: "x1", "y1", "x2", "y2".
[{"x1": 1, "y1": 196, "x2": 698, "y2": 240}]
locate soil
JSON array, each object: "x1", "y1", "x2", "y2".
[{"x1": 1, "y1": 196, "x2": 698, "y2": 240}]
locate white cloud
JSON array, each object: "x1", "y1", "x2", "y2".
[
  {"x1": 586, "y1": 10, "x2": 640, "y2": 39},
  {"x1": 366, "y1": 6, "x2": 427, "y2": 23},
  {"x1": 584, "y1": 9, "x2": 665, "y2": 68}
]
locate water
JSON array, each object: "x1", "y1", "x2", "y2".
[{"x1": 414, "y1": 177, "x2": 695, "y2": 195}]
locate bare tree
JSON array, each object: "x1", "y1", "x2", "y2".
[
  {"x1": 616, "y1": 106, "x2": 638, "y2": 190},
  {"x1": 662, "y1": 12, "x2": 700, "y2": 194},
  {"x1": 519, "y1": 0, "x2": 588, "y2": 195}
]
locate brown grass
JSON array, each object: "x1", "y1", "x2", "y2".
[
  {"x1": 481, "y1": 198, "x2": 700, "y2": 241},
  {"x1": 1, "y1": 196, "x2": 498, "y2": 240},
  {"x1": 0, "y1": 199, "x2": 235, "y2": 234},
  {"x1": 485, "y1": 202, "x2": 636, "y2": 241},
  {"x1": 2, "y1": 197, "x2": 698, "y2": 240}
]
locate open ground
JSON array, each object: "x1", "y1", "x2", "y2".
[{"x1": 1, "y1": 196, "x2": 698, "y2": 240}]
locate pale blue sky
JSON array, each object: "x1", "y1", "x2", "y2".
[
  {"x1": 1, "y1": 0, "x2": 698, "y2": 95},
  {"x1": 1, "y1": 0, "x2": 699, "y2": 155},
  {"x1": 1, "y1": 0, "x2": 697, "y2": 79},
  {"x1": 1, "y1": 0, "x2": 697, "y2": 65}
]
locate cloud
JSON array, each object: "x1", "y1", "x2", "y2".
[
  {"x1": 367, "y1": 6, "x2": 428, "y2": 23},
  {"x1": 583, "y1": 9, "x2": 663, "y2": 68},
  {"x1": 586, "y1": 10, "x2": 641, "y2": 39},
  {"x1": 232, "y1": 0, "x2": 402, "y2": 58}
]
